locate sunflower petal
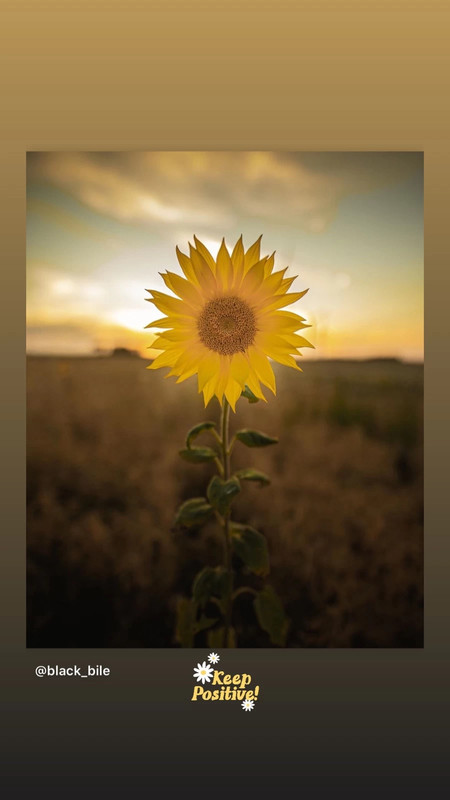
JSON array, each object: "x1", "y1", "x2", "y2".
[
  {"x1": 197, "y1": 352, "x2": 221, "y2": 392},
  {"x1": 148, "y1": 291, "x2": 188, "y2": 317},
  {"x1": 280, "y1": 333, "x2": 315, "y2": 349},
  {"x1": 245, "y1": 371, "x2": 267, "y2": 402},
  {"x1": 258, "y1": 312, "x2": 309, "y2": 337},
  {"x1": 278, "y1": 275, "x2": 296, "y2": 293},
  {"x1": 224, "y1": 377, "x2": 243, "y2": 412},
  {"x1": 161, "y1": 271, "x2": 203, "y2": 308},
  {"x1": 248, "y1": 346, "x2": 276, "y2": 394},
  {"x1": 229, "y1": 352, "x2": 250, "y2": 387},
  {"x1": 175, "y1": 365, "x2": 200, "y2": 383},
  {"x1": 216, "y1": 238, "x2": 234, "y2": 291},
  {"x1": 256, "y1": 330, "x2": 312, "y2": 354},
  {"x1": 151, "y1": 335, "x2": 178, "y2": 350},
  {"x1": 244, "y1": 235, "x2": 263, "y2": 273},
  {"x1": 145, "y1": 313, "x2": 196, "y2": 329},
  {"x1": 254, "y1": 267, "x2": 288, "y2": 300},
  {"x1": 165, "y1": 348, "x2": 202, "y2": 378},
  {"x1": 170, "y1": 348, "x2": 204, "y2": 381},
  {"x1": 154, "y1": 327, "x2": 197, "y2": 342},
  {"x1": 259, "y1": 289, "x2": 309, "y2": 313},
  {"x1": 189, "y1": 244, "x2": 217, "y2": 293},
  {"x1": 147, "y1": 350, "x2": 180, "y2": 370},
  {"x1": 193, "y1": 235, "x2": 216, "y2": 273},
  {"x1": 202, "y1": 376, "x2": 218, "y2": 408},
  {"x1": 263, "y1": 347, "x2": 303, "y2": 370},
  {"x1": 176, "y1": 246, "x2": 198, "y2": 285},
  {"x1": 241, "y1": 257, "x2": 269, "y2": 294},
  {"x1": 231, "y1": 235, "x2": 245, "y2": 277},
  {"x1": 263, "y1": 253, "x2": 275, "y2": 278},
  {"x1": 145, "y1": 317, "x2": 172, "y2": 329}
]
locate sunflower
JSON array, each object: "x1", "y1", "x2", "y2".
[{"x1": 146, "y1": 235, "x2": 313, "y2": 411}]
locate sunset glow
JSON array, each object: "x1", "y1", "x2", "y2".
[{"x1": 27, "y1": 151, "x2": 423, "y2": 361}]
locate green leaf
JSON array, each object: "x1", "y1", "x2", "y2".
[
  {"x1": 207, "y1": 475, "x2": 241, "y2": 516},
  {"x1": 186, "y1": 421, "x2": 216, "y2": 449},
  {"x1": 207, "y1": 626, "x2": 237, "y2": 648},
  {"x1": 235, "y1": 429, "x2": 278, "y2": 448},
  {"x1": 174, "y1": 596, "x2": 196, "y2": 647},
  {"x1": 235, "y1": 468, "x2": 271, "y2": 487},
  {"x1": 193, "y1": 615, "x2": 219, "y2": 634},
  {"x1": 253, "y1": 585, "x2": 289, "y2": 646},
  {"x1": 179, "y1": 447, "x2": 217, "y2": 463},
  {"x1": 231, "y1": 523, "x2": 270, "y2": 576},
  {"x1": 241, "y1": 386, "x2": 259, "y2": 404},
  {"x1": 192, "y1": 566, "x2": 231, "y2": 612},
  {"x1": 174, "y1": 598, "x2": 217, "y2": 645},
  {"x1": 174, "y1": 497, "x2": 214, "y2": 528}
]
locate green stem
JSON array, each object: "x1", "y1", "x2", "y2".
[
  {"x1": 220, "y1": 398, "x2": 233, "y2": 647},
  {"x1": 221, "y1": 398, "x2": 230, "y2": 479}
]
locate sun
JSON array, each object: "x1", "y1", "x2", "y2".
[{"x1": 146, "y1": 235, "x2": 313, "y2": 410}]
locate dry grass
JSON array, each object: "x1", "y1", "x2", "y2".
[{"x1": 27, "y1": 355, "x2": 423, "y2": 647}]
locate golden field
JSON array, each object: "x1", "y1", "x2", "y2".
[{"x1": 27, "y1": 355, "x2": 423, "y2": 647}]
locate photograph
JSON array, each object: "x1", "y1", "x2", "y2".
[{"x1": 26, "y1": 150, "x2": 424, "y2": 648}]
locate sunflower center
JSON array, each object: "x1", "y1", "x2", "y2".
[{"x1": 197, "y1": 296, "x2": 256, "y2": 356}]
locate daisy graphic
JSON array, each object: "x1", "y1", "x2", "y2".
[
  {"x1": 193, "y1": 661, "x2": 213, "y2": 684},
  {"x1": 242, "y1": 699, "x2": 255, "y2": 712},
  {"x1": 208, "y1": 652, "x2": 220, "y2": 664}
]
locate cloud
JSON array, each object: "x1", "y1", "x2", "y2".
[
  {"x1": 27, "y1": 195, "x2": 121, "y2": 246},
  {"x1": 28, "y1": 152, "x2": 232, "y2": 229},
  {"x1": 27, "y1": 151, "x2": 422, "y2": 235},
  {"x1": 27, "y1": 263, "x2": 107, "y2": 315},
  {"x1": 27, "y1": 260, "x2": 155, "y2": 338}
]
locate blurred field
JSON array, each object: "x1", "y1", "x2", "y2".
[{"x1": 27, "y1": 355, "x2": 423, "y2": 648}]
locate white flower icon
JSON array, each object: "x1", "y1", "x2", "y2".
[
  {"x1": 208, "y1": 652, "x2": 220, "y2": 664},
  {"x1": 242, "y1": 699, "x2": 255, "y2": 712},
  {"x1": 193, "y1": 661, "x2": 214, "y2": 684}
]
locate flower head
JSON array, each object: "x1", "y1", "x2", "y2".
[
  {"x1": 193, "y1": 661, "x2": 214, "y2": 684},
  {"x1": 146, "y1": 235, "x2": 313, "y2": 410},
  {"x1": 208, "y1": 652, "x2": 220, "y2": 664},
  {"x1": 242, "y1": 699, "x2": 255, "y2": 711}
]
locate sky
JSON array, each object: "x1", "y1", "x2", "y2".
[{"x1": 26, "y1": 151, "x2": 423, "y2": 361}]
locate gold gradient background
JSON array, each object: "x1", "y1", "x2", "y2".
[{"x1": 1, "y1": 0, "x2": 449, "y2": 787}]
